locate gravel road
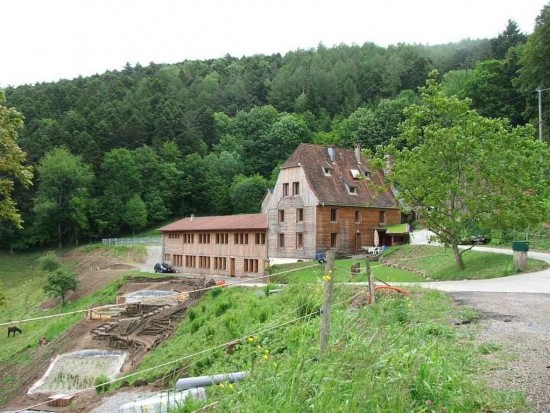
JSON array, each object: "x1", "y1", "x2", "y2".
[{"x1": 451, "y1": 292, "x2": 550, "y2": 413}]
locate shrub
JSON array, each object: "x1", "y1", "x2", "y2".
[
  {"x1": 94, "y1": 374, "x2": 110, "y2": 394},
  {"x1": 38, "y1": 251, "x2": 62, "y2": 272}
]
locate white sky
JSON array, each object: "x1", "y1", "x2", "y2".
[{"x1": 1, "y1": 0, "x2": 547, "y2": 87}]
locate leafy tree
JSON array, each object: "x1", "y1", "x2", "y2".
[
  {"x1": 0, "y1": 91, "x2": 33, "y2": 227},
  {"x1": 125, "y1": 194, "x2": 148, "y2": 235},
  {"x1": 230, "y1": 174, "x2": 269, "y2": 213},
  {"x1": 43, "y1": 267, "x2": 78, "y2": 305},
  {"x1": 462, "y1": 60, "x2": 525, "y2": 125},
  {"x1": 33, "y1": 148, "x2": 94, "y2": 247},
  {"x1": 38, "y1": 251, "x2": 62, "y2": 272},
  {"x1": 389, "y1": 74, "x2": 550, "y2": 270}
]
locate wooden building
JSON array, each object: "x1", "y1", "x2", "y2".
[
  {"x1": 262, "y1": 143, "x2": 401, "y2": 259},
  {"x1": 160, "y1": 214, "x2": 268, "y2": 278},
  {"x1": 160, "y1": 144, "x2": 402, "y2": 277}
]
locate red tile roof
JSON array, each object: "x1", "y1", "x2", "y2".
[
  {"x1": 159, "y1": 213, "x2": 268, "y2": 232},
  {"x1": 282, "y1": 143, "x2": 398, "y2": 208}
]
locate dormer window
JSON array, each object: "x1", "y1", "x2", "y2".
[
  {"x1": 346, "y1": 182, "x2": 358, "y2": 195},
  {"x1": 323, "y1": 166, "x2": 332, "y2": 176}
]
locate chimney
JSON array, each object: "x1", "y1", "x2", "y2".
[
  {"x1": 190, "y1": 214, "x2": 195, "y2": 221},
  {"x1": 354, "y1": 143, "x2": 362, "y2": 164},
  {"x1": 328, "y1": 145, "x2": 335, "y2": 162}
]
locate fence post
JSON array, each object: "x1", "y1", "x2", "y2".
[
  {"x1": 319, "y1": 249, "x2": 335, "y2": 356},
  {"x1": 366, "y1": 257, "x2": 375, "y2": 304}
]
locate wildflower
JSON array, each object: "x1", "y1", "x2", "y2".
[
  {"x1": 219, "y1": 383, "x2": 225, "y2": 388},
  {"x1": 247, "y1": 337, "x2": 254, "y2": 343},
  {"x1": 322, "y1": 275, "x2": 332, "y2": 282},
  {"x1": 228, "y1": 383, "x2": 234, "y2": 390},
  {"x1": 264, "y1": 348, "x2": 270, "y2": 354},
  {"x1": 263, "y1": 354, "x2": 269, "y2": 360}
]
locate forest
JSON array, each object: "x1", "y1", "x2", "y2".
[{"x1": 1, "y1": 8, "x2": 549, "y2": 250}]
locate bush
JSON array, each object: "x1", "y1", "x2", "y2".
[
  {"x1": 38, "y1": 251, "x2": 62, "y2": 272},
  {"x1": 94, "y1": 374, "x2": 110, "y2": 394}
]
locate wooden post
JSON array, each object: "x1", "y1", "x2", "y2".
[
  {"x1": 366, "y1": 257, "x2": 375, "y2": 305},
  {"x1": 319, "y1": 250, "x2": 335, "y2": 356}
]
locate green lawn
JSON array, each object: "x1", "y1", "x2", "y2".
[
  {"x1": 269, "y1": 258, "x2": 426, "y2": 284},
  {"x1": 382, "y1": 245, "x2": 549, "y2": 281}
]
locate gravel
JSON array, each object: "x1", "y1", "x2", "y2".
[
  {"x1": 90, "y1": 390, "x2": 157, "y2": 413},
  {"x1": 451, "y1": 292, "x2": 550, "y2": 413}
]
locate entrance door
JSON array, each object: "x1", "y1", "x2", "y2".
[
  {"x1": 355, "y1": 233, "x2": 362, "y2": 251},
  {"x1": 230, "y1": 258, "x2": 236, "y2": 277}
]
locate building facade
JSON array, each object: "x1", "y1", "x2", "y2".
[
  {"x1": 160, "y1": 214, "x2": 268, "y2": 278},
  {"x1": 262, "y1": 143, "x2": 401, "y2": 259},
  {"x1": 160, "y1": 144, "x2": 402, "y2": 277}
]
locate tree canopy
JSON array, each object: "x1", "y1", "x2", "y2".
[
  {"x1": 0, "y1": 91, "x2": 33, "y2": 227},
  {"x1": 388, "y1": 74, "x2": 550, "y2": 270}
]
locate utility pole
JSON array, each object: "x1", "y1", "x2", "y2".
[
  {"x1": 536, "y1": 88, "x2": 550, "y2": 142},
  {"x1": 319, "y1": 249, "x2": 335, "y2": 356}
]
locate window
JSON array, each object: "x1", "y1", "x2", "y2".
[
  {"x1": 244, "y1": 259, "x2": 259, "y2": 273},
  {"x1": 278, "y1": 210, "x2": 285, "y2": 223},
  {"x1": 185, "y1": 255, "x2": 195, "y2": 268},
  {"x1": 278, "y1": 233, "x2": 285, "y2": 248},
  {"x1": 296, "y1": 233, "x2": 304, "y2": 249},
  {"x1": 216, "y1": 233, "x2": 229, "y2": 244},
  {"x1": 234, "y1": 233, "x2": 249, "y2": 244},
  {"x1": 331, "y1": 233, "x2": 337, "y2": 248},
  {"x1": 255, "y1": 232, "x2": 266, "y2": 245},
  {"x1": 199, "y1": 256, "x2": 210, "y2": 269},
  {"x1": 379, "y1": 211, "x2": 386, "y2": 224},
  {"x1": 323, "y1": 166, "x2": 332, "y2": 176},
  {"x1": 348, "y1": 186, "x2": 358, "y2": 195},
  {"x1": 173, "y1": 254, "x2": 183, "y2": 266},
  {"x1": 198, "y1": 233, "x2": 210, "y2": 244},
  {"x1": 292, "y1": 181, "x2": 300, "y2": 196},
  {"x1": 330, "y1": 208, "x2": 338, "y2": 222},
  {"x1": 168, "y1": 233, "x2": 180, "y2": 239},
  {"x1": 164, "y1": 253, "x2": 171, "y2": 261},
  {"x1": 355, "y1": 210, "x2": 361, "y2": 223},
  {"x1": 296, "y1": 208, "x2": 304, "y2": 222},
  {"x1": 282, "y1": 183, "x2": 289, "y2": 197},
  {"x1": 183, "y1": 233, "x2": 194, "y2": 244},
  {"x1": 214, "y1": 257, "x2": 227, "y2": 270}
]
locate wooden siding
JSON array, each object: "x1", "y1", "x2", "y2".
[
  {"x1": 266, "y1": 166, "x2": 318, "y2": 259},
  {"x1": 162, "y1": 230, "x2": 268, "y2": 278},
  {"x1": 315, "y1": 206, "x2": 401, "y2": 253}
]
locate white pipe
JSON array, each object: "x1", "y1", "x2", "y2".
[{"x1": 175, "y1": 371, "x2": 248, "y2": 391}]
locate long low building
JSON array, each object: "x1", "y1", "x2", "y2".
[{"x1": 160, "y1": 214, "x2": 268, "y2": 278}]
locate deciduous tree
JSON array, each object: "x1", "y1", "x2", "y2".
[
  {"x1": 388, "y1": 74, "x2": 550, "y2": 270},
  {"x1": 0, "y1": 91, "x2": 33, "y2": 227}
]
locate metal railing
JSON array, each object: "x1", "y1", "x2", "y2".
[{"x1": 101, "y1": 237, "x2": 162, "y2": 246}]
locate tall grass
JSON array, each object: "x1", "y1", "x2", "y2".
[{"x1": 130, "y1": 285, "x2": 524, "y2": 412}]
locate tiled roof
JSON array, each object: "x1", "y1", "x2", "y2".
[
  {"x1": 282, "y1": 143, "x2": 398, "y2": 208},
  {"x1": 159, "y1": 214, "x2": 268, "y2": 232}
]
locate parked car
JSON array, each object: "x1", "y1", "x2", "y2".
[
  {"x1": 458, "y1": 235, "x2": 491, "y2": 245},
  {"x1": 154, "y1": 263, "x2": 178, "y2": 273}
]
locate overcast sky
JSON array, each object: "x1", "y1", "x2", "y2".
[{"x1": 1, "y1": 0, "x2": 547, "y2": 87}]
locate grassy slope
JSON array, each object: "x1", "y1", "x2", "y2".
[
  {"x1": 382, "y1": 245, "x2": 548, "y2": 280},
  {"x1": 270, "y1": 259, "x2": 426, "y2": 284},
  {"x1": 0, "y1": 247, "x2": 139, "y2": 405},
  {"x1": 129, "y1": 286, "x2": 524, "y2": 412}
]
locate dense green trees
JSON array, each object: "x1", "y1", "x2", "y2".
[{"x1": 1, "y1": 14, "x2": 549, "y2": 249}]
